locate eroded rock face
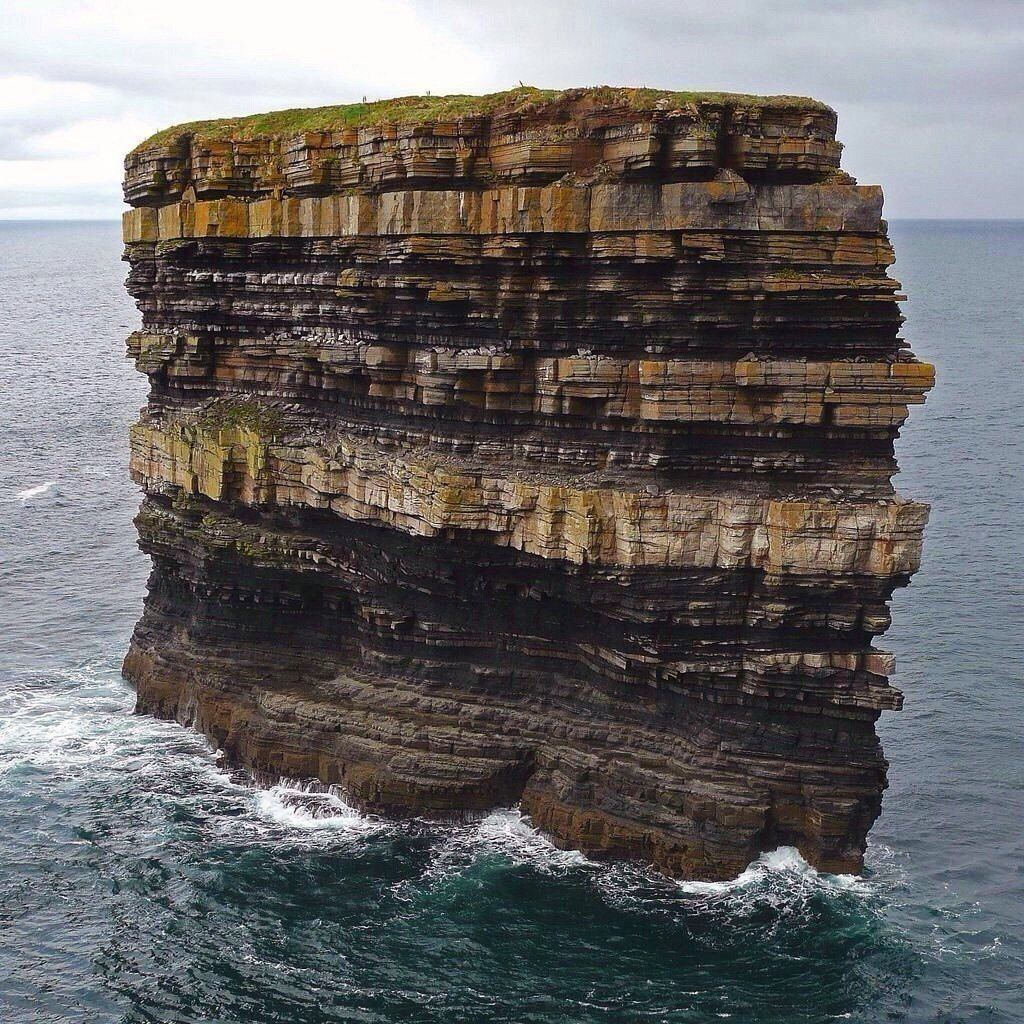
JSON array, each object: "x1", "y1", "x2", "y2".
[{"x1": 121, "y1": 87, "x2": 932, "y2": 879}]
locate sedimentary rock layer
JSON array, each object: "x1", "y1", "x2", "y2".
[{"x1": 121, "y1": 87, "x2": 932, "y2": 879}]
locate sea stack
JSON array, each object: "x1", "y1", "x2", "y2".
[{"x1": 121, "y1": 87, "x2": 933, "y2": 880}]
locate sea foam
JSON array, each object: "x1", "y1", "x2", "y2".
[{"x1": 15, "y1": 480, "x2": 57, "y2": 502}]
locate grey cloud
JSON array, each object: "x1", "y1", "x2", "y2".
[
  {"x1": 0, "y1": 49, "x2": 357, "y2": 107},
  {"x1": 0, "y1": 118, "x2": 65, "y2": 160},
  {"x1": 437, "y1": 0, "x2": 1024, "y2": 108}
]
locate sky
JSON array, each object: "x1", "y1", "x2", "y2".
[{"x1": 2, "y1": 0, "x2": 1022, "y2": 220}]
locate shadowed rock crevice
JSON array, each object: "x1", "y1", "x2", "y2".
[{"x1": 120, "y1": 87, "x2": 931, "y2": 880}]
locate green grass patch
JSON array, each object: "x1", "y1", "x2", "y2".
[{"x1": 132, "y1": 85, "x2": 832, "y2": 152}]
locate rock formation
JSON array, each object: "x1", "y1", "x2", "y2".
[{"x1": 121, "y1": 87, "x2": 933, "y2": 879}]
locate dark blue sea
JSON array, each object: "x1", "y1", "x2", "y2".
[{"x1": 0, "y1": 220, "x2": 1021, "y2": 1023}]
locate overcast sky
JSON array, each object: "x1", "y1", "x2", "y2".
[{"x1": 2, "y1": 0, "x2": 1022, "y2": 219}]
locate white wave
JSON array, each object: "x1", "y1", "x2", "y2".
[
  {"x1": 419, "y1": 808, "x2": 593, "y2": 885},
  {"x1": 0, "y1": 658, "x2": 220, "y2": 785},
  {"x1": 675, "y1": 845, "x2": 869, "y2": 896},
  {"x1": 2, "y1": 658, "x2": 393, "y2": 856},
  {"x1": 587, "y1": 842, "x2": 877, "y2": 919},
  {"x1": 252, "y1": 779, "x2": 386, "y2": 838},
  {"x1": 474, "y1": 808, "x2": 593, "y2": 868},
  {"x1": 15, "y1": 480, "x2": 57, "y2": 502}
]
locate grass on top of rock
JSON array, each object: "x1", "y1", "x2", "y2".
[{"x1": 133, "y1": 85, "x2": 833, "y2": 151}]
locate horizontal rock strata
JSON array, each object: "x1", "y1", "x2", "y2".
[{"x1": 121, "y1": 87, "x2": 932, "y2": 879}]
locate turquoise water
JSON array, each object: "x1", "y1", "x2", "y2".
[{"x1": 0, "y1": 221, "x2": 1021, "y2": 1023}]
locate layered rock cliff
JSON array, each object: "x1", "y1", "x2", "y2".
[{"x1": 121, "y1": 87, "x2": 933, "y2": 879}]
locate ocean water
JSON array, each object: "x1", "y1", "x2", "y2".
[{"x1": 0, "y1": 219, "x2": 1021, "y2": 1023}]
